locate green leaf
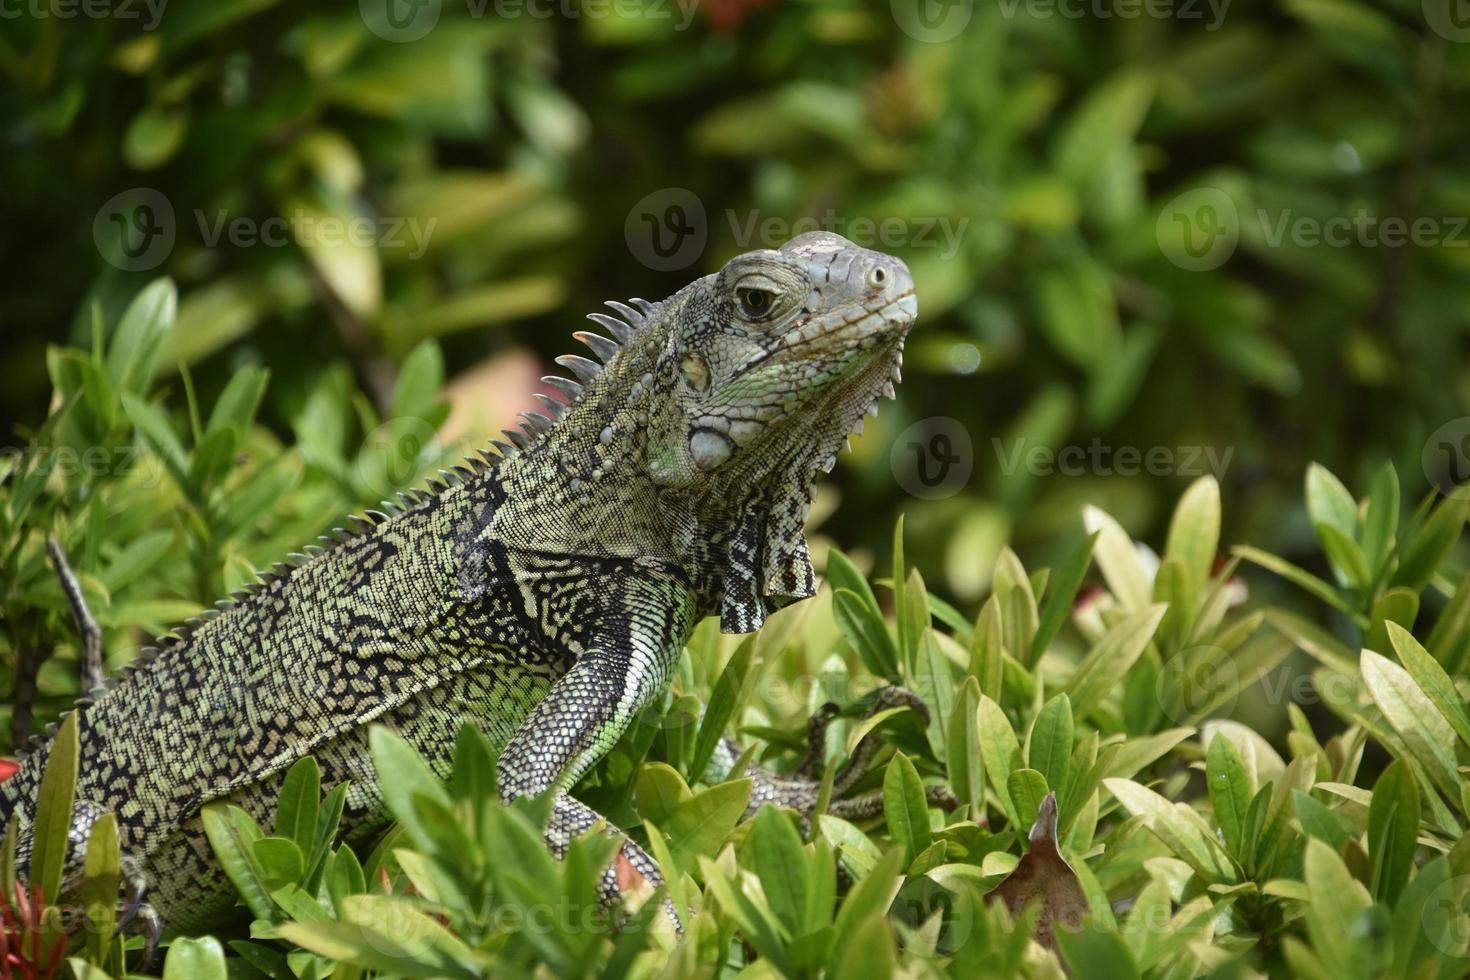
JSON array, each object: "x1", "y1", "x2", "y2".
[
  {"x1": 277, "y1": 895, "x2": 482, "y2": 978},
  {"x1": 1306, "y1": 463, "x2": 1358, "y2": 538},
  {"x1": 121, "y1": 392, "x2": 190, "y2": 490},
  {"x1": 252, "y1": 837, "x2": 305, "y2": 890},
  {"x1": 105, "y1": 277, "x2": 177, "y2": 394},
  {"x1": 1007, "y1": 768, "x2": 1050, "y2": 830},
  {"x1": 31, "y1": 711, "x2": 79, "y2": 911},
  {"x1": 368, "y1": 725, "x2": 453, "y2": 850},
  {"x1": 691, "y1": 636, "x2": 755, "y2": 782},
  {"x1": 750, "y1": 807, "x2": 809, "y2": 939},
  {"x1": 205, "y1": 365, "x2": 269, "y2": 437},
  {"x1": 1033, "y1": 532, "x2": 1098, "y2": 663},
  {"x1": 946, "y1": 677, "x2": 983, "y2": 815},
  {"x1": 1293, "y1": 790, "x2": 1348, "y2": 852},
  {"x1": 1302, "y1": 838, "x2": 1372, "y2": 975},
  {"x1": 200, "y1": 802, "x2": 276, "y2": 923},
  {"x1": 1065, "y1": 604, "x2": 1168, "y2": 720},
  {"x1": 1361, "y1": 461, "x2": 1400, "y2": 574},
  {"x1": 663, "y1": 777, "x2": 752, "y2": 867},
  {"x1": 1058, "y1": 925, "x2": 1140, "y2": 980},
  {"x1": 1367, "y1": 760, "x2": 1419, "y2": 905},
  {"x1": 832, "y1": 587, "x2": 899, "y2": 678},
  {"x1": 1206, "y1": 734, "x2": 1251, "y2": 860},
  {"x1": 1359, "y1": 648, "x2": 1460, "y2": 796},
  {"x1": 831, "y1": 910, "x2": 897, "y2": 977},
  {"x1": 825, "y1": 548, "x2": 881, "y2": 615},
  {"x1": 1366, "y1": 587, "x2": 1418, "y2": 654},
  {"x1": 162, "y1": 936, "x2": 228, "y2": 980},
  {"x1": 390, "y1": 340, "x2": 445, "y2": 422},
  {"x1": 979, "y1": 695, "x2": 1023, "y2": 824},
  {"x1": 970, "y1": 594, "x2": 1005, "y2": 701},
  {"x1": 1083, "y1": 505, "x2": 1152, "y2": 611},
  {"x1": 1103, "y1": 778, "x2": 1235, "y2": 882},
  {"x1": 826, "y1": 847, "x2": 904, "y2": 976},
  {"x1": 1386, "y1": 622, "x2": 1470, "y2": 752},
  {"x1": 1316, "y1": 521, "x2": 1371, "y2": 589},
  {"x1": 1235, "y1": 545, "x2": 1364, "y2": 624},
  {"x1": 79, "y1": 811, "x2": 120, "y2": 964},
  {"x1": 1027, "y1": 695, "x2": 1074, "y2": 795},
  {"x1": 883, "y1": 752, "x2": 933, "y2": 866},
  {"x1": 274, "y1": 756, "x2": 321, "y2": 856},
  {"x1": 327, "y1": 847, "x2": 367, "y2": 917},
  {"x1": 1165, "y1": 476, "x2": 1221, "y2": 598},
  {"x1": 1394, "y1": 496, "x2": 1468, "y2": 592}
]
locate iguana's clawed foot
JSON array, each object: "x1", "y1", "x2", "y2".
[
  {"x1": 737, "y1": 685, "x2": 956, "y2": 823},
  {"x1": 114, "y1": 854, "x2": 161, "y2": 965}
]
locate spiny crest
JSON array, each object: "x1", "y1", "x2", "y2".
[{"x1": 493, "y1": 296, "x2": 652, "y2": 460}]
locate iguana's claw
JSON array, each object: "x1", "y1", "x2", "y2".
[{"x1": 114, "y1": 854, "x2": 161, "y2": 966}]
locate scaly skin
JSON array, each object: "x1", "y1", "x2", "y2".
[{"x1": 0, "y1": 231, "x2": 921, "y2": 933}]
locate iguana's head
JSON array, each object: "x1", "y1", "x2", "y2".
[
  {"x1": 498, "y1": 232, "x2": 916, "y2": 633},
  {"x1": 645, "y1": 231, "x2": 917, "y2": 491}
]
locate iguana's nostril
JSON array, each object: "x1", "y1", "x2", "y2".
[{"x1": 866, "y1": 265, "x2": 889, "y2": 292}]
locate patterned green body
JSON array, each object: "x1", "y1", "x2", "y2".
[{"x1": 0, "y1": 232, "x2": 917, "y2": 931}]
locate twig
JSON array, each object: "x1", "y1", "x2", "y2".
[{"x1": 44, "y1": 536, "x2": 104, "y2": 695}]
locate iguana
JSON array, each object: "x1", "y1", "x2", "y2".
[{"x1": 0, "y1": 231, "x2": 937, "y2": 946}]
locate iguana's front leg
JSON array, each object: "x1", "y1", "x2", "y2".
[{"x1": 497, "y1": 572, "x2": 694, "y2": 902}]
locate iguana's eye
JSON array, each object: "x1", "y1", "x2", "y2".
[{"x1": 737, "y1": 287, "x2": 775, "y2": 320}]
